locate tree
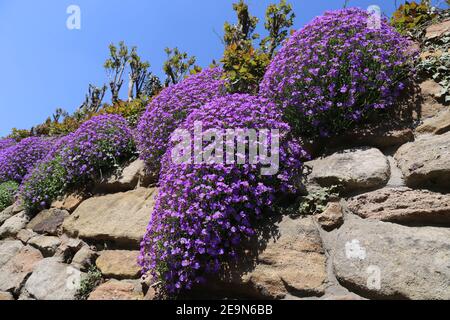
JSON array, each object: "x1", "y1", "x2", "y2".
[
  {"x1": 223, "y1": 0, "x2": 259, "y2": 46},
  {"x1": 79, "y1": 84, "x2": 107, "y2": 115},
  {"x1": 260, "y1": 0, "x2": 295, "y2": 59},
  {"x1": 142, "y1": 73, "x2": 163, "y2": 98},
  {"x1": 163, "y1": 47, "x2": 197, "y2": 86},
  {"x1": 128, "y1": 47, "x2": 151, "y2": 101},
  {"x1": 52, "y1": 108, "x2": 69, "y2": 123},
  {"x1": 104, "y1": 41, "x2": 130, "y2": 103},
  {"x1": 221, "y1": 0, "x2": 269, "y2": 93}
]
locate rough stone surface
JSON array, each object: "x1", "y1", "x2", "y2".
[
  {"x1": 420, "y1": 79, "x2": 444, "y2": 99},
  {"x1": 347, "y1": 187, "x2": 450, "y2": 226},
  {"x1": 54, "y1": 236, "x2": 85, "y2": 262},
  {"x1": 28, "y1": 236, "x2": 62, "y2": 257},
  {"x1": 51, "y1": 194, "x2": 84, "y2": 213},
  {"x1": 96, "y1": 250, "x2": 140, "y2": 279},
  {"x1": 307, "y1": 148, "x2": 390, "y2": 193},
  {"x1": 208, "y1": 216, "x2": 327, "y2": 299},
  {"x1": 325, "y1": 128, "x2": 414, "y2": 151},
  {"x1": 27, "y1": 209, "x2": 69, "y2": 236},
  {"x1": 425, "y1": 19, "x2": 450, "y2": 40},
  {"x1": 315, "y1": 201, "x2": 344, "y2": 231},
  {"x1": 23, "y1": 258, "x2": 84, "y2": 300},
  {"x1": 88, "y1": 279, "x2": 143, "y2": 300},
  {"x1": 16, "y1": 229, "x2": 38, "y2": 244},
  {"x1": 63, "y1": 188, "x2": 158, "y2": 247},
  {"x1": 0, "y1": 291, "x2": 14, "y2": 300},
  {"x1": 416, "y1": 109, "x2": 450, "y2": 135},
  {"x1": 0, "y1": 245, "x2": 43, "y2": 295},
  {"x1": 71, "y1": 246, "x2": 97, "y2": 271},
  {"x1": 0, "y1": 206, "x2": 15, "y2": 227},
  {"x1": 0, "y1": 240, "x2": 24, "y2": 268},
  {"x1": 395, "y1": 132, "x2": 450, "y2": 190},
  {"x1": 243, "y1": 216, "x2": 327, "y2": 299},
  {"x1": 323, "y1": 214, "x2": 450, "y2": 300},
  {"x1": 94, "y1": 159, "x2": 149, "y2": 194},
  {"x1": 0, "y1": 212, "x2": 29, "y2": 239}
]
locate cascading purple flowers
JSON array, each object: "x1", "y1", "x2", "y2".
[
  {"x1": 139, "y1": 94, "x2": 308, "y2": 294},
  {"x1": 59, "y1": 114, "x2": 136, "y2": 185},
  {"x1": 0, "y1": 137, "x2": 53, "y2": 183},
  {"x1": 260, "y1": 8, "x2": 418, "y2": 137},
  {"x1": 20, "y1": 114, "x2": 136, "y2": 213},
  {"x1": 0, "y1": 138, "x2": 16, "y2": 151},
  {"x1": 136, "y1": 67, "x2": 226, "y2": 176}
]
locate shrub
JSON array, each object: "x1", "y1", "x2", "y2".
[
  {"x1": 391, "y1": 1, "x2": 436, "y2": 35},
  {"x1": 139, "y1": 94, "x2": 308, "y2": 295},
  {"x1": 59, "y1": 114, "x2": 135, "y2": 185},
  {"x1": 0, "y1": 137, "x2": 53, "y2": 183},
  {"x1": 136, "y1": 67, "x2": 226, "y2": 176},
  {"x1": 260, "y1": 8, "x2": 418, "y2": 138},
  {"x1": 20, "y1": 155, "x2": 67, "y2": 213},
  {"x1": 0, "y1": 138, "x2": 16, "y2": 151},
  {"x1": 0, "y1": 181, "x2": 19, "y2": 212},
  {"x1": 100, "y1": 98, "x2": 148, "y2": 127},
  {"x1": 221, "y1": 43, "x2": 270, "y2": 93}
]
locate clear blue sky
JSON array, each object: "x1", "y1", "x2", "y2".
[{"x1": 0, "y1": 0, "x2": 414, "y2": 136}]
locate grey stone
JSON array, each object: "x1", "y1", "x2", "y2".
[
  {"x1": 63, "y1": 188, "x2": 158, "y2": 247},
  {"x1": 395, "y1": 132, "x2": 450, "y2": 190},
  {"x1": 23, "y1": 258, "x2": 85, "y2": 300},
  {"x1": 323, "y1": 214, "x2": 450, "y2": 300},
  {"x1": 307, "y1": 148, "x2": 390, "y2": 193}
]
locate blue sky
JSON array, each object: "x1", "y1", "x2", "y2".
[{"x1": 0, "y1": 0, "x2": 419, "y2": 136}]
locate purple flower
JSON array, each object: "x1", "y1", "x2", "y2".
[
  {"x1": 136, "y1": 67, "x2": 226, "y2": 177},
  {"x1": 139, "y1": 94, "x2": 309, "y2": 295},
  {"x1": 260, "y1": 8, "x2": 418, "y2": 136}
]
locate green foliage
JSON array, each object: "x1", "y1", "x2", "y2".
[
  {"x1": 163, "y1": 47, "x2": 198, "y2": 86},
  {"x1": 0, "y1": 181, "x2": 19, "y2": 212},
  {"x1": 297, "y1": 186, "x2": 340, "y2": 216},
  {"x1": 100, "y1": 98, "x2": 149, "y2": 127},
  {"x1": 21, "y1": 156, "x2": 67, "y2": 213},
  {"x1": 260, "y1": 0, "x2": 296, "y2": 58},
  {"x1": 223, "y1": 0, "x2": 260, "y2": 46},
  {"x1": 418, "y1": 28, "x2": 450, "y2": 103},
  {"x1": 391, "y1": 1, "x2": 436, "y2": 35},
  {"x1": 221, "y1": 0, "x2": 269, "y2": 93},
  {"x1": 8, "y1": 128, "x2": 32, "y2": 142},
  {"x1": 76, "y1": 266, "x2": 103, "y2": 300},
  {"x1": 222, "y1": 43, "x2": 270, "y2": 93}
]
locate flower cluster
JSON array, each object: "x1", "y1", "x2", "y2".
[
  {"x1": 0, "y1": 137, "x2": 53, "y2": 183},
  {"x1": 136, "y1": 67, "x2": 226, "y2": 176},
  {"x1": 0, "y1": 138, "x2": 16, "y2": 152},
  {"x1": 260, "y1": 8, "x2": 418, "y2": 137},
  {"x1": 139, "y1": 94, "x2": 308, "y2": 294},
  {"x1": 59, "y1": 114, "x2": 136, "y2": 185},
  {"x1": 20, "y1": 114, "x2": 135, "y2": 212}
]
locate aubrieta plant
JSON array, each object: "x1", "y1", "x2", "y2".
[
  {"x1": 0, "y1": 138, "x2": 16, "y2": 152},
  {"x1": 0, "y1": 137, "x2": 53, "y2": 183},
  {"x1": 139, "y1": 94, "x2": 308, "y2": 295},
  {"x1": 20, "y1": 115, "x2": 135, "y2": 213},
  {"x1": 136, "y1": 67, "x2": 226, "y2": 176},
  {"x1": 260, "y1": 8, "x2": 418, "y2": 137},
  {"x1": 59, "y1": 114, "x2": 136, "y2": 185}
]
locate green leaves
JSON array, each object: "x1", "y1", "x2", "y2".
[
  {"x1": 163, "y1": 47, "x2": 198, "y2": 86},
  {"x1": 260, "y1": 0, "x2": 296, "y2": 59},
  {"x1": 0, "y1": 181, "x2": 19, "y2": 212}
]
